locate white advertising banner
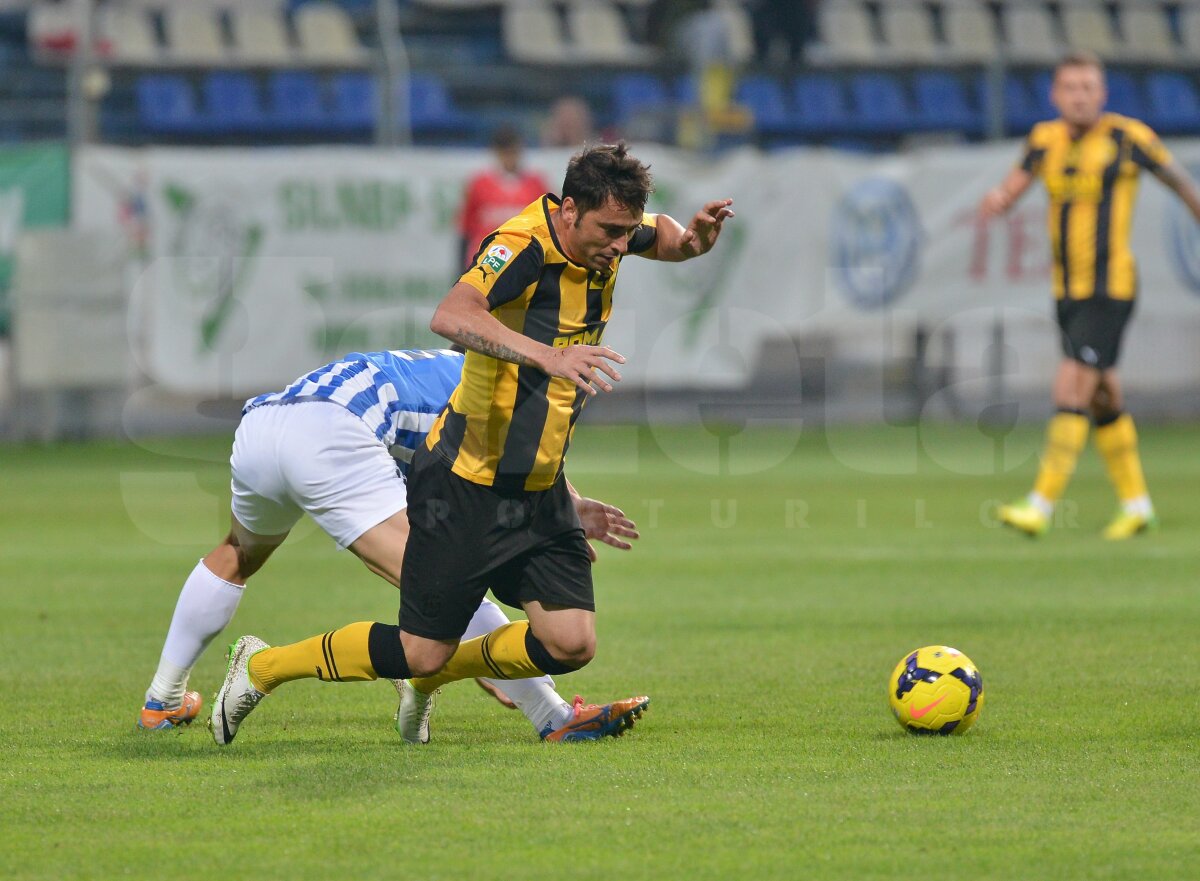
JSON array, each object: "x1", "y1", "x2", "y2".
[{"x1": 74, "y1": 141, "x2": 1200, "y2": 394}]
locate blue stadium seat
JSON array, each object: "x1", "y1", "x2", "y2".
[
  {"x1": 1104, "y1": 70, "x2": 1141, "y2": 119},
  {"x1": 204, "y1": 72, "x2": 266, "y2": 134},
  {"x1": 792, "y1": 74, "x2": 852, "y2": 137},
  {"x1": 330, "y1": 72, "x2": 375, "y2": 130},
  {"x1": 979, "y1": 72, "x2": 1055, "y2": 134},
  {"x1": 406, "y1": 73, "x2": 471, "y2": 134},
  {"x1": 1146, "y1": 72, "x2": 1200, "y2": 135},
  {"x1": 137, "y1": 75, "x2": 204, "y2": 135},
  {"x1": 913, "y1": 72, "x2": 980, "y2": 135},
  {"x1": 849, "y1": 73, "x2": 910, "y2": 136},
  {"x1": 269, "y1": 71, "x2": 327, "y2": 131},
  {"x1": 611, "y1": 73, "x2": 671, "y2": 123},
  {"x1": 735, "y1": 75, "x2": 798, "y2": 136}
]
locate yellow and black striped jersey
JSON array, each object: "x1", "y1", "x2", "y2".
[
  {"x1": 425, "y1": 194, "x2": 658, "y2": 491},
  {"x1": 1020, "y1": 113, "x2": 1172, "y2": 300}
]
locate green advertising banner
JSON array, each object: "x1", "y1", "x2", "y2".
[{"x1": 0, "y1": 143, "x2": 70, "y2": 336}]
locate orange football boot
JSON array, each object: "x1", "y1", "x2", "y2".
[
  {"x1": 138, "y1": 691, "x2": 203, "y2": 730},
  {"x1": 540, "y1": 695, "x2": 649, "y2": 742}
]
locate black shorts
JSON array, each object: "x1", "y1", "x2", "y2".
[
  {"x1": 398, "y1": 444, "x2": 593, "y2": 641},
  {"x1": 1056, "y1": 297, "x2": 1134, "y2": 371}
]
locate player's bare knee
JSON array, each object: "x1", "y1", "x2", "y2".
[
  {"x1": 407, "y1": 656, "x2": 445, "y2": 679},
  {"x1": 547, "y1": 635, "x2": 596, "y2": 669},
  {"x1": 402, "y1": 641, "x2": 455, "y2": 678}
]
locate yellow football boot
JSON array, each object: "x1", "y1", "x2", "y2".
[
  {"x1": 997, "y1": 499, "x2": 1049, "y2": 537},
  {"x1": 1102, "y1": 510, "x2": 1157, "y2": 541}
]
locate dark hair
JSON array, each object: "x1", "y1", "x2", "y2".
[
  {"x1": 561, "y1": 143, "x2": 653, "y2": 216},
  {"x1": 1056, "y1": 50, "x2": 1104, "y2": 77},
  {"x1": 491, "y1": 124, "x2": 522, "y2": 151}
]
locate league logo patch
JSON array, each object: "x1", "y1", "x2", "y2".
[{"x1": 481, "y1": 244, "x2": 512, "y2": 274}]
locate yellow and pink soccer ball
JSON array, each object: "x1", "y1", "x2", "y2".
[{"x1": 888, "y1": 646, "x2": 985, "y2": 735}]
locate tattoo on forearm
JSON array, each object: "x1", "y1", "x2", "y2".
[{"x1": 452, "y1": 329, "x2": 538, "y2": 367}]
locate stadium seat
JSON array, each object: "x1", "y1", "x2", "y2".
[
  {"x1": 735, "y1": 75, "x2": 799, "y2": 137},
  {"x1": 330, "y1": 72, "x2": 375, "y2": 130},
  {"x1": 611, "y1": 73, "x2": 671, "y2": 124},
  {"x1": 942, "y1": 0, "x2": 999, "y2": 63},
  {"x1": 269, "y1": 71, "x2": 327, "y2": 131},
  {"x1": 203, "y1": 72, "x2": 267, "y2": 134},
  {"x1": 230, "y1": 6, "x2": 294, "y2": 66},
  {"x1": 715, "y1": 0, "x2": 756, "y2": 66},
  {"x1": 913, "y1": 71, "x2": 981, "y2": 134},
  {"x1": 809, "y1": 0, "x2": 878, "y2": 65},
  {"x1": 96, "y1": 4, "x2": 158, "y2": 65},
  {"x1": 980, "y1": 71, "x2": 1055, "y2": 134},
  {"x1": 1178, "y1": 5, "x2": 1200, "y2": 63},
  {"x1": 1103, "y1": 70, "x2": 1141, "y2": 119},
  {"x1": 503, "y1": 0, "x2": 569, "y2": 63},
  {"x1": 849, "y1": 73, "x2": 912, "y2": 136},
  {"x1": 295, "y1": 2, "x2": 368, "y2": 65},
  {"x1": 1145, "y1": 72, "x2": 1200, "y2": 135},
  {"x1": 565, "y1": 0, "x2": 659, "y2": 65},
  {"x1": 162, "y1": 5, "x2": 227, "y2": 65},
  {"x1": 1060, "y1": 1, "x2": 1120, "y2": 59},
  {"x1": 406, "y1": 73, "x2": 472, "y2": 133},
  {"x1": 878, "y1": 0, "x2": 939, "y2": 64},
  {"x1": 792, "y1": 74, "x2": 853, "y2": 137},
  {"x1": 675, "y1": 73, "x2": 699, "y2": 107},
  {"x1": 413, "y1": 0, "x2": 504, "y2": 7},
  {"x1": 136, "y1": 75, "x2": 204, "y2": 135},
  {"x1": 1118, "y1": 1, "x2": 1176, "y2": 63},
  {"x1": 1001, "y1": 2, "x2": 1062, "y2": 64}
]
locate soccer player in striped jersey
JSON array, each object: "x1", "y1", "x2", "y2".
[
  {"x1": 979, "y1": 52, "x2": 1200, "y2": 539},
  {"x1": 213, "y1": 144, "x2": 733, "y2": 747},
  {"x1": 138, "y1": 348, "x2": 642, "y2": 742}
]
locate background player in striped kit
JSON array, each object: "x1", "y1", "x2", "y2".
[
  {"x1": 137, "y1": 348, "x2": 641, "y2": 741},
  {"x1": 979, "y1": 51, "x2": 1200, "y2": 540}
]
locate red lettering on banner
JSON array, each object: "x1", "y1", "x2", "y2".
[{"x1": 957, "y1": 207, "x2": 1050, "y2": 284}]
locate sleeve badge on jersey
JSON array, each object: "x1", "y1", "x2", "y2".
[{"x1": 481, "y1": 244, "x2": 513, "y2": 273}]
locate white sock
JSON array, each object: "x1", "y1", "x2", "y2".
[
  {"x1": 1028, "y1": 492, "x2": 1054, "y2": 518},
  {"x1": 1122, "y1": 495, "x2": 1153, "y2": 517},
  {"x1": 461, "y1": 598, "x2": 572, "y2": 734},
  {"x1": 146, "y1": 559, "x2": 245, "y2": 707}
]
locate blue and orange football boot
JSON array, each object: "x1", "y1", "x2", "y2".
[
  {"x1": 137, "y1": 691, "x2": 203, "y2": 730},
  {"x1": 540, "y1": 694, "x2": 649, "y2": 743}
]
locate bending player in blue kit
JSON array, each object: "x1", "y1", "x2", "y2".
[{"x1": 137, "y1": 348, "x2": 642, "y2": 742}]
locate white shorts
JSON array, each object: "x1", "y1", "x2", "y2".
[{"x1": 230, "y1": 402, "x2": 407, "y2": 549}]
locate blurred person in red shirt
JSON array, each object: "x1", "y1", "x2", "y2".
[{"x1": 458, "y1": 125, "x2": 549, "y2": 269}]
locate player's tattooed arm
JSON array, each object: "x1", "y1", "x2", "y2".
[
  {"x1": 431, "y1": 284, "x2": 546, "y2": 367},
  {"x1": 431, "y1": 283, "x2": 626, "y2": 396},
  {"x1": 450, "y1": 330, "x2": 539, "y2": 368},
  {"x1": 1153, "y1": 162, "x2": 1200, "y2": 224}
]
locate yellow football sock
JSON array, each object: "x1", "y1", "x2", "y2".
[
  {"x1": 1031, "y1": 411, "x2": 1090, "y2": 503},
  {"x1": 411, "y1": 621, "x2": 546, "y2": 694},
  {"x1": 1094, "y1": 413, "x2": 1148, "y2": 503},
  {"x1": 249, "y1": 622, "x2": 377, "y2": 693}
]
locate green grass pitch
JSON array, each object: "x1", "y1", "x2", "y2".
[{"x1": 2, "y1": 423, "x2": 1197, "y2": 880}]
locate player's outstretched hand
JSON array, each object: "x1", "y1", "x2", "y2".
[
  {"x1": 574, "y1": 497, "x2": 639, "y2": 562},
  {"x1": 680, "y1": 198, "x2": 735, "y2": 258},
  {"x1": 541, "y1": 345, "x2": 625, "y2": 395}
]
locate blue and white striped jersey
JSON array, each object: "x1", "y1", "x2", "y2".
[{"x1": 243, "y1": 349, "x2": 464, "y2": 473}]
